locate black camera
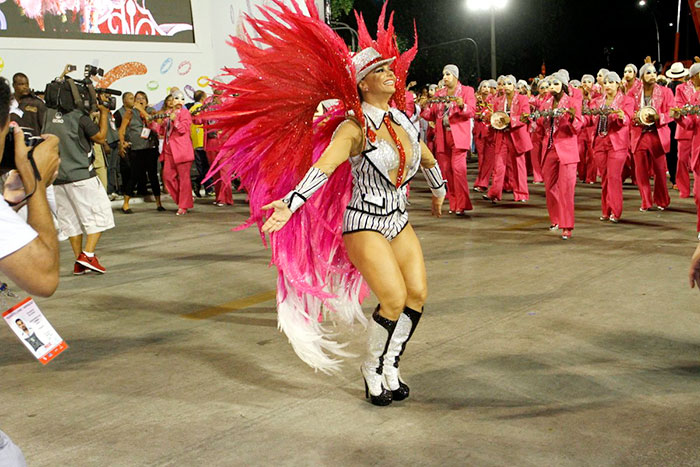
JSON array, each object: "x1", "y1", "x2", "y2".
[
  {"x1": 1, "y1": 127, "x2": 43, "y2": 171},
  {"x1": 44, "y1": 64, "x2": 121, "y2": 114}
]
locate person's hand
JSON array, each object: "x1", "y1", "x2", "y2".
[
  {"x1": 689, "y1": 241, "x2": 700, "y2": 290},
  {"x1": 417, "y1": 96, "x2": 428, "y2": 108},
  {"x1": 2, "y1": 170, "x2": 26, "y2": 207},
  {"x1": 501, "y1": 115, "x2": 511, "y2": 126},
  {"x1": 261, "y1": 200, "x2": 292, "y2": 233},
  {"x1": 456, "y1": 97, "x2": 464, "y2": 109},
  {"x1": 119, "y1": 141, "x2": 130, "y2": 158},
  {"x1": 567, "y1": 107, "x2": 576, "y2": 120},
  {"x1": 431, "y1": 195, "x2": 444, "y2": 218},
  {"x1": 170, "y1": 111, "x2": 177, "y2": 121},
  {"x1": 13, "y1": 127, "x2": 60, "y2": 190}
]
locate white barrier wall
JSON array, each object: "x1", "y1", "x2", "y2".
[{"x1": 0, "y1": 0, "x2": 325, "y2": 105}]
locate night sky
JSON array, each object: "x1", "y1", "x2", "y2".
[{"x1": 337, "y1": 0, "x2": 700, "y2": 88}]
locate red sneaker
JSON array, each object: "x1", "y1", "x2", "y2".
[
  {"x1": 73, "y1": 262, "x2": 88, "y2": 275},
  {"x1": 77, "y1": 252, "x2": 106, "y2": 274}
]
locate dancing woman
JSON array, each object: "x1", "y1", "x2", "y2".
[
  {"x1": 586, "y1": 72, "x2": 634, "y2": 222},
  {"x1": 206, "y1": 0, "x2": 445, "y2": 406}
]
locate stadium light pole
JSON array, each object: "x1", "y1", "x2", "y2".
[
  {"x1": 466, "y1": 0, "x2": 508, "y2": 78},
  {"x1": 638, "y1": 0, "x2": 661, "y2": 64}
]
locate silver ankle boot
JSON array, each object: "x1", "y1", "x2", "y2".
[
  {"x1": 382, "y1": 307, "x2": 422, "y2": 401},
  {"x1": 361, "y1": 307, "x2": 396, "y2": 406}
]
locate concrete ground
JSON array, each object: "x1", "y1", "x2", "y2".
[{"x1": 3, "y1": 165, "x2": 700, "y2": 466}]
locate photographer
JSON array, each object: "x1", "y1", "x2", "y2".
[
  {"x1": 43, "y1": 87, "x2": 114, "y2": 275},
  {"x1": 0, "y1": 76, "x2": 60, "y2": 467}
]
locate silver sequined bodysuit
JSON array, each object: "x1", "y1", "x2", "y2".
[{"x1": 342, "y1": 102, "x2": 422, "y2": 241}]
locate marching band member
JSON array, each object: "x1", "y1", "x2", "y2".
[
  {"x1": 517, "y1": 80, "x2": 531, "y2": 97},
  {"x1": 622, "y1": 64, "x2": 642, "y2": 96},
  {"x1": 672, "y1": 62, "x2": 700, "y2": 236},
  {"x1": 629, "y1": 61, "x2": 674, "y2": 212},
  {"x1": 593, "y1": 68, "x2": 608, "y2": 98},
  {"x1": 670, "y1": 63, "x2": 693, "y2": 198},
  {"x1": 528, "y1": 80, "x2": 550, "y2": 184},
  {"x1": 537, "y1": 72, "x2": 583, "y2": 240},
  {"x1": 473, "y1": 81, "x2": 495, "y2": 192},
  {"x1": 420, "y1": 64, "x2": 476, "y2": 214},
  {"x1": 484, "y1": 75, "x2": 532, "y2": 202},
  {"x1": 578, "y1": 75, "x2": 598, "y2": 184},
  {"x1": 587, "y1": 72, "x2": 634, "y2": 222}
]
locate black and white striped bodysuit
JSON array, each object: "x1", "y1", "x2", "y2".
[{"x1": 342, "y1": 102, "x2": 422, "y2": 241}]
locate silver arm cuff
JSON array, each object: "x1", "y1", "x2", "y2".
[
  {"x1": 420, "y1": 164, "x2": 447, "y2": 198},
  {"x1": 282, "y1": 166, "x2": 329, "y2": 213}
]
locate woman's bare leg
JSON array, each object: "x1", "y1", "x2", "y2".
[{"x1": 344, "y1": 230, "x2": 407, "y2": 321}]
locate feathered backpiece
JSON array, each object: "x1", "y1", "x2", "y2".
[
  {"x1": 355, "y1": 1, "x2": 418, "y2": 111},
  {"x1": 204, "y1": 0, "x2": 374, "y2": 373}
]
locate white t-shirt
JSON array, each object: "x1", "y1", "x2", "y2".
[{"x1": 0, "y1": 195, "x2": 37, "y2": 260}]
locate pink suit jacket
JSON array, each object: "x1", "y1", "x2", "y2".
[
  {"x1": 158, "y1": 107, "x2": 195, "y2": 164},
  {"x1": 630, "y1": 84, "x2": 673, "y2": 153},
  {"x1": 587, "y1": 92, "x2": 634, "y2": 152},
  {"x1": 420, "y1": 84, "x2": 476, "y2": 153},
  {"x1": 493, "y1": 93, "x2": 533, "y2": 154},
  {"x1": 537, "y1": 92, "x2": 584, "y2": 164},
  {"x1": 675, "y1": 81, "x2": 695, "y2": 141},
  {"x1": 675, "y1": 87, "x2": 700, "y2": 167}
]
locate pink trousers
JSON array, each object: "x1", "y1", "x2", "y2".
[
  {"x1": 693, "y1": 158, "x2": 700, "y2": 232},
  {"x1": 437, "y1": 131, "x2": 473, "y2": 212},
  {"x1": 474, "y1": 136, "x2": 495, "y2": 189},
  {"x1": 676, "y1": 139, "x2": 692, "y2": 198},
  {"x1": 488, "y1": 132, "x2": 529, "y2": 201},
  {"x1": 632, "y1": 131, "x2": 670, "y2": 210},
  {"x1": 530, "y1": 136, "x2": 545, "y2": 183},
  {"x1": 163, "y1": 150, "x2": 194, "y2": 210},
  {"x1": 206, "y1": 151, "x2": 234, "y2": 205},
  {"x1": 577, "y1": 134, "x2": 597, "y2": 183},
  {"x1": 542, "y1": 147, "x2": 577, "y2": 229},
  {"x1": 593, "y1": 136, "x2": 627, "y2": 219}
]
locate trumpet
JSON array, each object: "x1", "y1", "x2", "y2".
[
  {"x1": 519, "y1": 107, "x2": 570, "y2": 123},
  {"x1": 425, "y1": 96, "x2": 460, "y2": 105},
  {"x1": 670, "y1": 104, "x2": 700, "y2": 118},
  {"x1": 582, "y1": 107, "x2": 616, "y2": 116}
]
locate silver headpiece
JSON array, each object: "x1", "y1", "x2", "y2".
[{"x1": 352, "y1": 47, "x2": 395, "y2": 83}]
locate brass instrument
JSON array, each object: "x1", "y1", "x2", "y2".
[
  {"x1": 637, "y1": 106, "x2": 657, "y2": 126},
  {"x1": 149, "y1": 112, "x2": 171, "y2": 121},
  {"x1": 425, "y1": 96, "x2": 460, "y2": 105},
  {"x1": 520, "y1": 107, "x2": 569, "y2": 122},
  {"x1": 670, "y1": 104, "x2": 700, "y2": 118},
  {"x1": 582, "y1": 107, "x2": 615, "y2": 116}
]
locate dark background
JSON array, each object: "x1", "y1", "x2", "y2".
[
  {"x1": 0, "y1": 0, "x2": 194, "y2": 43},
  {"x1": 336, "y1": 0, "x2": 700, "y2": 88}
]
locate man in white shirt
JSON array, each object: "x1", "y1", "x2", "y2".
[{"x1": 0, "y1": 76, "x2": 60, "y2": 467}]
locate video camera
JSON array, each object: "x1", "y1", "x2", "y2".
[{"x1": 44, "y1": 64, "x2": 122, "y2": 114}]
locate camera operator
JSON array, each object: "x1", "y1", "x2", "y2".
[
  {"x1": 0, "y1": 76, "x2": 60, "y2": 467},
  {"x1": 10, "y1": 73, "x2": 46, "y2": 137},
  {"x1": 43, "y1": 91, "x2": 114, "y2": 275}
]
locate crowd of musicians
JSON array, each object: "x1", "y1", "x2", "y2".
[{"x1": 414, "y1": 60, "x2": 700, "y2": 240}]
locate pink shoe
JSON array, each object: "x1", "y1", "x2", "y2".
[
  {"x1": 176, "y1": 208, "x2": 187, "y2": 216},
  {"x1": 561, "y1": 229, "x2": 572, "y2": 240}
]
